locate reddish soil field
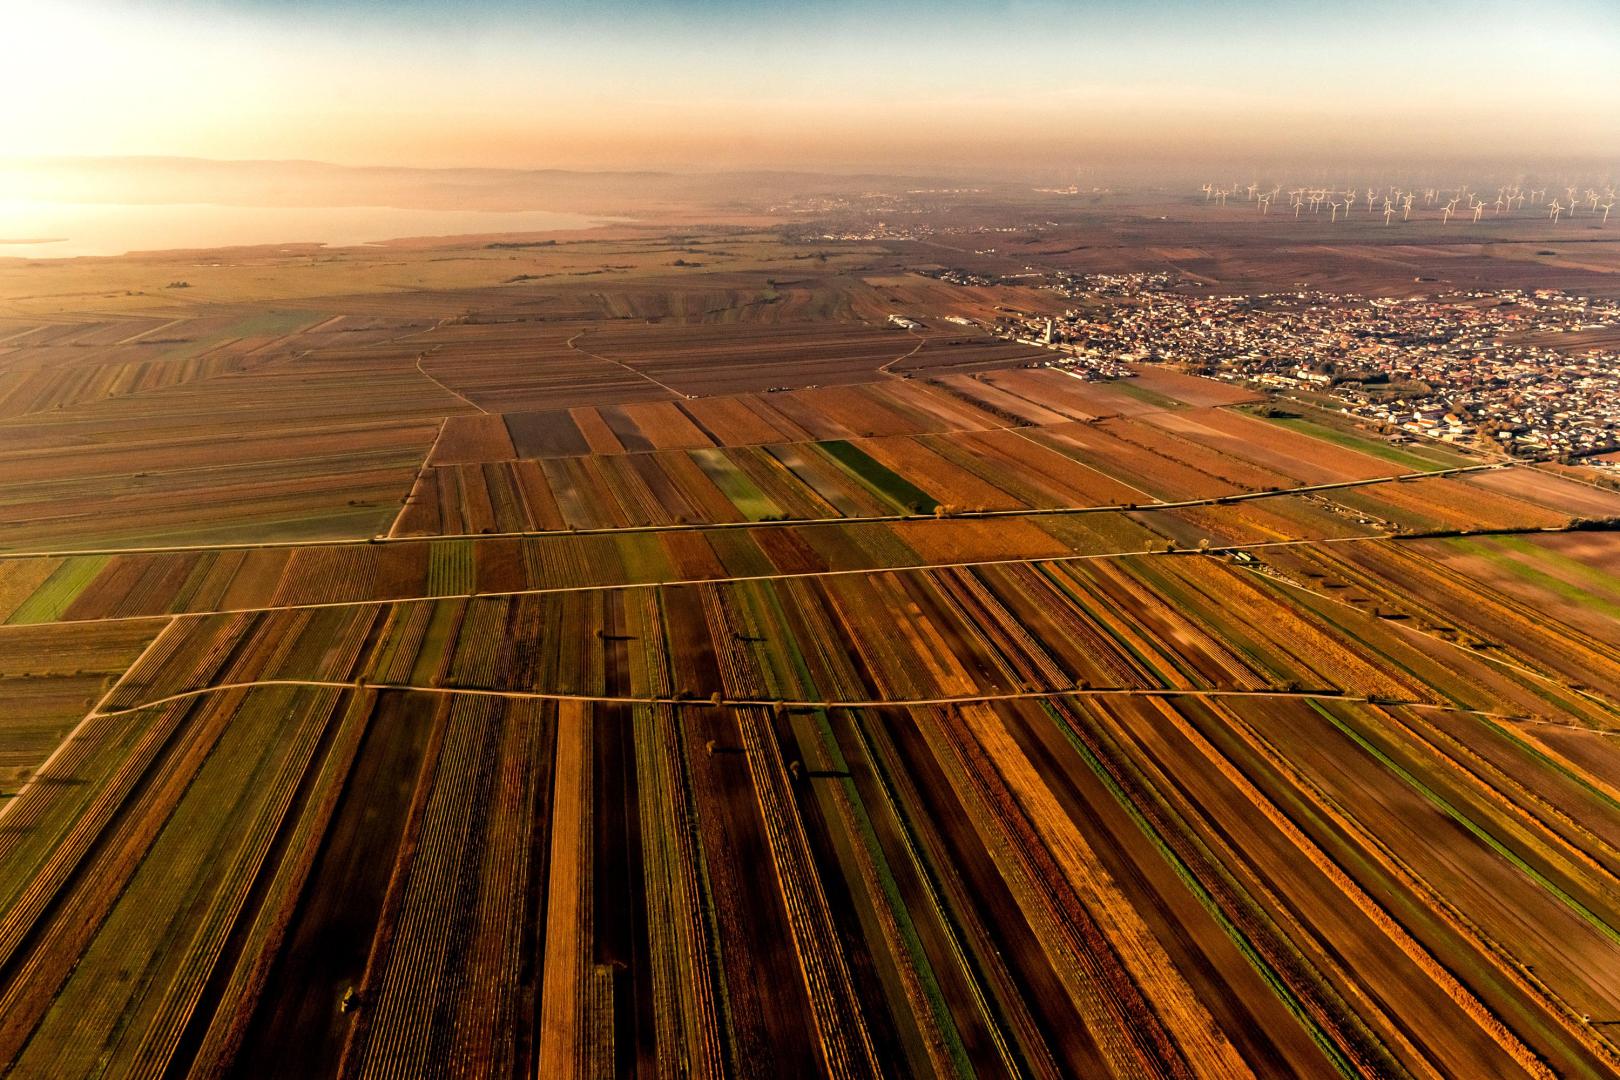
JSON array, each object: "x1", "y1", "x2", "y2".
[
  {"x1": 427, "y1": 413, "x2": 517, "y2": 465},
  {"x1": 1129, "y1": 365, "x2": 1264, "y2": 407}
]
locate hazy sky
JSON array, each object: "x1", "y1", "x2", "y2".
[{"x1": 4, "y1": 0, "x2": 1617, "y2": 172}]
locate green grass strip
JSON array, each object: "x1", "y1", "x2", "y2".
[
  {"x1": 1106, "y1": 379, "x2": 1185, "y2": 411},
  {"x1": 426, "y1": 538, "x2": 475, "y2": 596},
  {"x1": 1037, "y1": 699, "x2": 1363, "y2": 1078},
  {"x1": 1306, "y1": 698, "x2": 1620, "y2": 949},
  {"x1": 818, "y1": 440, "x2": 938, "y2": 514},
  {"x1": 6, "y1": 555, "x2": 110, "y2": 624},
  {"x1": 1251, "y1": 409, "x2": 1467, "y2": 472},
  {"x1": 1449, "y1": 537, "x2": 1620, "y2": 620},
  {"x1": 752, "y1": 581, "x2": 975, "y2": 1073},
  {"x1": 818, "y1": 710, "x2": 976, "y2": 1078},
  {"x1": 690, "y1": 449, "x2": 782, "y2": 521}
]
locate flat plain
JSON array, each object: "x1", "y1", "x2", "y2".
[{"x1": 3, "y1": 206, "x2": 1620, "y2": 1078}]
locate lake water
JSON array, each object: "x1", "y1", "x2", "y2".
[{"x1": 0, "y1": 201, "x2": 610, "y2": 258}]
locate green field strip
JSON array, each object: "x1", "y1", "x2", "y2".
[
  {"x1": 0, "y1": 559, "x2": 65, "y2": 623},
  {"x1": 689, "y1": 449, "x2": 783, "y2": 521},
  {"x1": 702, "y1": 529, "x2": 778, "y2": 579},
  {"x1": 1448, "y1": 538, "x2": 1620, "y2": 621},
  {"x1": 1306, "y1": 699, "x2": 1620, "y2": 950},
  {"x1": 1182, "y1": 699, "x2": 1600, "y2": 1077},
  {"x1": 844, "y1": 709, "x2": 1048, "y2": 1076},
  {"x1": 1037, "y1": 699, "x2": 1368, "y2": 1078},
  {"x1": 818, "y1": 710, "x2": 978, "y2": 1078},
  {"x1": 1485, "y1": 535, "x2": 1620, "y2": 594},
  {"x1": 5, "y1": 556, "x2": 111, "y2": 625},
  {"x1": 615, "y1": 533, "x2": 677, "y2": 584},
  {"x1": 844, "y1": 522, "x2": 923, "y2": 574},
  {"x1": 426, "y1": 539, "x2": 475, "y2": 596},
  {"x1": 1034, "y1": 562, "x2": 1184, "y2": 687},
  {"x1": 1118, "y1": 559, "x2": 1288, "y2": 687},
  {"x1": 757, "y1": 574, "x2": 973, "y2": 1073},
  {"x1": 408, "y1": 601, "x2": 463, "y2": 686},
  {"x1": 763, "y1": 445, "x2": 875, "y2": 518},
  {"x1": 628, "y1": 706, "x2": 731, "y2": 1076},
  {"x1": 1250, "y1": 410, "x2": 1469, "y2": 472},
  {"x1": 731, "y1": 581, "x2": 807, "y2": 701},
  {"x1": 152, "y1": 309, "x2": 320, "y2": 364},
  {"x1": 818, "y1": 441, "x2": 939, "y2": 515},
  {"x1": 7, "y1": 686, "x2": 340, "y2": 1075},
  {"x1": 1104, "y1": 379, "x2": 1187, "y2": 411}
]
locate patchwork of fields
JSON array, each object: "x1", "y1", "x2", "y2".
[{"x1": 4, "y1": 236, "x2": 1620, "y2": 1077}]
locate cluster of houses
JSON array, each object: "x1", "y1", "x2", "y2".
[{"x1": 974, "y1": 273, "x2": 1619, "y2": 463}]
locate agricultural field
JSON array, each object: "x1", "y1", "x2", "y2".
[
  {"x1": 0, "y1": 619, "x2": 163, "y2": 794},
  {"x1": 1409, "y1": 530, "x2": 1620, "y2": 648},
  {"x1": 3, "y1": 226, "x2": 1620, "y2": 1078}
]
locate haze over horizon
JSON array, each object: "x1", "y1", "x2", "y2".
[{"x1": 4, "y1": 0, "x2": 1617, "y2": 177}]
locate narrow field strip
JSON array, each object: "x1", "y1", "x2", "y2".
[
  {"x1": 1241, "y1": 564, "x2": 1620, "y2": 715},
  {"x1": 13, "y1": 527, "x2": 1610, "y2": 636},
  {"x1": 0, "y1": 460, "x2": 1520, "y2": 561}
]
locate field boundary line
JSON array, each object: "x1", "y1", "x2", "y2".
[
  {"x1": 1006, "y1": 424, "x2": 1160, "y2": 502},
  {"x1": 13, "y1": 525, "x2": 1618, "y2": 630},
  {"x1": 1241, "y1": 565, "x2": 1620, "y2": 716},
  {"x1": 387, "y1": 418, "x2": 449, "y2": 539},
  {"x1": 413, "y1": 343, "x2": 489, "y2": 414},
  {"x1": 0, "y1": 460, "x2": 1523, "y2": 560},
  {"x1": 877, "y1": 326, "x2": 927, "y2": 378},
  {"x1": 566, "y1": 328, "x2": 687, "y2": 398},
  {"x1": 0, "y1": 615, "x2": 178, "y2": 822},
  {"x1": 84, "y1": 678, "x2": 1572, "y2": 728}
]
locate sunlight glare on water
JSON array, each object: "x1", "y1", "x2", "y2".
[{"x1": 0, "y1": 200, "x2": 607, "y2": 258}]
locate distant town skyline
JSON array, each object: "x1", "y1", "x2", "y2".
[{"x1": 5, "y1": 0, "x2": 1617, "y2": 173}]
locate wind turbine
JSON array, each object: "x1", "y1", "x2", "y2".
[
  {"x1": 1383, "y1": 205, "x2": 1395, "y2": 224},
  {"x1": 1602, "y1": 200, "x2": 1614, "y2": 225},
  {"x1": 1330, "y1": 200, "x2": 1343, "y2": 222},
  {"x1": 1472, "y1": 202, "x2": 1484, "y2": 223},
  {"x1": 1201, "y1": 183, "x2": 1213, "y2": 201},
  {"x1": 1441, "y1": 205, "x2": 1454, "y2": 224},
  {"x1": 1548, "y1": 200, "x2": 1564, "y2": 223}
]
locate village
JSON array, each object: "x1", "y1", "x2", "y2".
[{"x1": 978, "y1": 271, "x2": 1620, "y2": 463}]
